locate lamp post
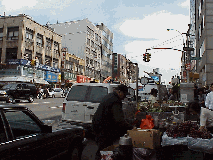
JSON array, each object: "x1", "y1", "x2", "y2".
[
  {"x1": 167, "y1": 29, "x2": 188, "y2": 82},
  {"x1": 130, "y1": 62, "x2": 138, "y2": 105}
]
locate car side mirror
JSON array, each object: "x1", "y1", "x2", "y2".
[{"x1": 41, "y1": 125, "x2": 52, "y2": 133}]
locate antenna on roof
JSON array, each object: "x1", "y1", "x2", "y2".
[{"x1": 46, "y1": 21, "x2": 50, "y2": 26}]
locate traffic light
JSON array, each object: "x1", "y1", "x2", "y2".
[
  {"x1": 143, "y1": 54, "x2": 147, "y2": 62},
  {"x1": 146, "y1": 53, "x2": 151, "y2": 62}
]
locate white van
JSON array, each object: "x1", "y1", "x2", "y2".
[{"x1": 62, "y1": 83, "x2": 120, "y2": 123}]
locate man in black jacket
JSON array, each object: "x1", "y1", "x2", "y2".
[{"x1": 92, "y1": 84, "x2": 133, "y2": 160}]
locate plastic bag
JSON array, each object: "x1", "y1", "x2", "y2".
[
  {"x1": 140, "y1": 115, "x2": 154, "y2": 129},
  {"x1": 161, "y1": 132, "x2": 188, "y2": 147},
  {"x1": 187, "y1": 136, "x2": 213, "y2": 154}
]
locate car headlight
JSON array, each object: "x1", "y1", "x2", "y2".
[{"x1": 0, "y1": 91, "x2": 6, "y2": 94}]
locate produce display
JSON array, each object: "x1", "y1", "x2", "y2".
[
  {"x1": 166, "y1": 121, "x2": 212, "y2": 139},
  {"x1": 138, "y1": 101, "x2": 186, "y2": 113}
]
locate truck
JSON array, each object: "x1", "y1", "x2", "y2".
[
  {"x1": 0, "y1": 104, "x2": 86, "y2": 160},
  {"x1": 62, "y1": 83, "x2": 137, "y2": 138}
]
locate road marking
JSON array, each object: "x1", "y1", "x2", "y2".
[
  {"x1": 18, "y1": 103, "x2": 39, "y2": 105},
  {"x1": 49, "y1": 106, "x2": 63, "y2": 109},
  {"x1": 42, "y1": 102, "x2": 50, "y2": 104},
  {"x1": 50, "y1": 107, "x2": 57, "y2": 108}
]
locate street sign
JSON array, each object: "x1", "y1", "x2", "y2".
[
  {"x1": 183, "y1": 47, "x2": 194, "y2": 51},
  {"x1": 141, "y1": 77, "x2": 148, "y2": 84},
  {"x1": 190, "y1": 57, "x2": 201, "y2": 60}
]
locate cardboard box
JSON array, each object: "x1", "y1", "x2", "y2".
[{"x1": 127, "y1": 129, "x2": 161, "y2": 149}]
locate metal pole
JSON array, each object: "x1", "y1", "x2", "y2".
[{"x1": 136, "y1": 63, "x2": 138, "y2": 104}]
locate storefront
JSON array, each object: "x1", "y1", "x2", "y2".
[{"x1": 76, "y1": 75, "x2": 90, "y2": 83}]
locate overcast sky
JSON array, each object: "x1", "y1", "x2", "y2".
[{"x1": 0, "y1": 0, "x2": 190, "y2": 84}]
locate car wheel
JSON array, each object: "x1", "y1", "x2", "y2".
[
  {"x1": 68, "y1": 144, "x2": 82, "y2": 160},
  {"x1": 15, "y1": 100, "x2": 20, "y2": 103},
  {"x1": 28, "y1": 95, "x2": 34, "y2": 103},
  {"x1": 6, "y1": 95, "x2": 14, "y2": 103}
]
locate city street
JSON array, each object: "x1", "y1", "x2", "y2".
[
  {"x1": 3, "y1": 97, "x2": 99, "y2": 160},
  {"x1": 2, "y1": 97, "x2": 64, "y2": 120}
]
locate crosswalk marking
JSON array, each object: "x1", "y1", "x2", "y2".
[{"x1": 49, "y1": 106, "x2": 63, "y2": 109}]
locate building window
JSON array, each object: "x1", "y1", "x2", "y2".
[
  {"x1": 91, "y1": 41, "x2": 94, "y2": 48},
  {"x1": 0, "y1": 28, "x2": 3, "y2": 40},
  {"x1": 8, "y1": 27, "x2": 19, "y2": 40},
  {"x1": 36, "y1": 33, "x2": 43, "y2": 47},
  {"x1": 6, "y1": 48, "x2": 17, "y2": 60},
  {"x1": 95, "y1": 33, "x2": 98, "y2": 41},
  {"x1": 46, "y1": 38, "x2": 51, "y2": 50},
  {"x1": 54, "y1": 41, "x2": 59, "y2": 54},
  {"x1": 87, "y1": 38, "x2": 90, "y2": 46},
  {"x1": 25, "y1": 28, "x2": 33, "y2": 40}
]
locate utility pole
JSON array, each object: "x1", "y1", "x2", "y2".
[{"x1": 136, "y1": 63, "x2": 138, "y2": 105}]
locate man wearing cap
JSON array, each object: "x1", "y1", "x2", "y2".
[{"x1": 92, "y1": 84, "x2": 133, "y2": 160}]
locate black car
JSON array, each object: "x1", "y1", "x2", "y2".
[
  {"x1": 0, "y1": 104, "x2": 85, "y2": 160},
  {"x1": 0, "y1": 83, "x2": 37, "y2": 103}
]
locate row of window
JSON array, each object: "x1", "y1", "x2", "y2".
[
  {"x1": 102, "y1": 39, "x2": 113, "y2": 51},
  {"x1": 102, "y1": 30, "x2": 113, "y2": 43},
  {"x1": 87, "y1": 26, "x2": 101, "y2": 43},
  {"x1": 87, "y1": 38, "x2": 101, "y2": 51}
]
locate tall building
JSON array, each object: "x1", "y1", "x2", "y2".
[
  {"x1": 96, "y1": 23, "x2": 113, "y2": 81},
  {"x1": 112, "y1": 53, "x2": 136, "y2": 84},
  {"x1": 0, "y1": 14, "x2": 62, "y2": 84},
  {"x1": 194, "y1": 0, "x2": 213, "y2": 86},
  {"x1": 48, "y1": 19, "x2": 103, "y2": 82}
]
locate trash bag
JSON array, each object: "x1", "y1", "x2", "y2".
[{"x1": 140, "y1": 115, "x2": 154, "y2": 129}]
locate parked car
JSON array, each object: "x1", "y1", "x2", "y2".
[
  {"x1": 0, "y1": 104, "x2": 85, "y2": 160},
  {"x1": 62, "y1": 83, "x2": 136, "y2": 138},
  {"x1": 49, "y1": 88, "x2": 64, "y2": 98},
  {"x1": 0, "y1": 83, "x2": 37, "y2": 103}
]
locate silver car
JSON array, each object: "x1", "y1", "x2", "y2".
[{"x1": 49, "y1": 88, "x2": 64, "y2": 98}]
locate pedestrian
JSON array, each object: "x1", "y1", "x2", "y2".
[
  {"x1": 198, "y1": 88, "x2": 205, "y2": 107},
  {"x1": 194, "y1": 84, "x2": 199, "y2": 101},
  {"x1": 168, "y1": 88, "x2": 176, "y2": 101},
  {"x1": 92, "y1": 84, "x2": 133, "y2": 160},
  {"x1": 205, "y1": 83, "x2": 213, "y2": 110},
  {"x1": 148, "y1": 88, "x2": 158, "y2": 103},
  {"x1": 185, "y1": 100, "x2": 201, "y2": 122}
]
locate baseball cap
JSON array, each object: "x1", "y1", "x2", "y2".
[{"x1": 115, "y1": 84, "x2": 130, "y2": 95}]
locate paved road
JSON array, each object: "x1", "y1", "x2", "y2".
[
  {"x1": 2, "y1": 97, "x2": 64, "y2": 120},
  {"x1": 3, "y1": 97, "x2": 99, "y2": 160}
]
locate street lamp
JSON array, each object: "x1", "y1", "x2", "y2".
[{"x1": 129, "y1": 62, "x2": 138, "y2": 105}]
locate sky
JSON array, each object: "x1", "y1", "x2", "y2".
[{"x1": 0, "y1": 0, "x2": 190, "y2": 85}]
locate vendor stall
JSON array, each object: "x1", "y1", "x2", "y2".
[{"x1": 100, "y1": 100, "x2": 212, "y2": 160}]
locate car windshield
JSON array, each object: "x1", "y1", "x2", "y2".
[
  {"x1": 67, "y1": 85, "x2": 88, "y2": 101},
  {"x1": 2, "y1": 83, "x2": 17, "y2": 89},
  {"x1": 66, "y1": 85, "x2": 108, "y2": 103},
  {"x1": 87, "y1": 86, "x2": 108, "y2": 103}
]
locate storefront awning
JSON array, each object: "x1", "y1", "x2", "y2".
[
  {"x1": 0, "y1": 76, "x2": 31, "y2": 82},
  {"x1": 33, "y1": 78, "x2": 49, "y2": 84}
]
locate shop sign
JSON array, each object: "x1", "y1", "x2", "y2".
[
  {"x1": 186, "y1": 63, "x2": 191, "y2": 70},
  {"x1": 35, "y1": 70, "x2": 44, "y2": 79},
  {"x1": 58, "y1": 73, "x2": 61, "y2": 80},
  {"x1": 0, "y1": 69, "x2": 20, "y2": 76},
  {"x1": 45, "y1": 71, "x2": 58, "y2": 82},
  {"x1": 183, "y1": 71, "x2": 186, "y2": 78},
  {"x1": 7, "y1": 59, "x2": 31, "y2": 66}
]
